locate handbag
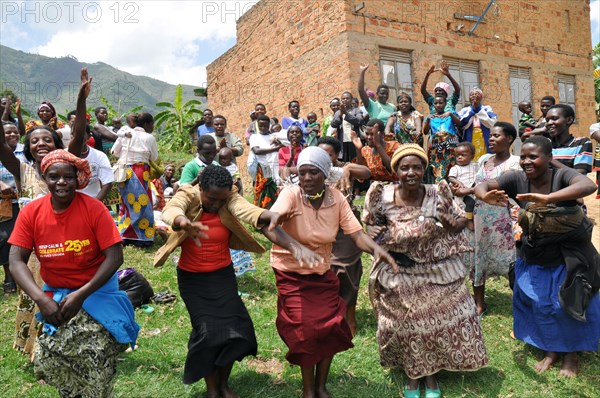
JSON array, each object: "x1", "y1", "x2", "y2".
[
  {"x1": 0, "y1": 194, "x2": 14, "y2": 223},
  {"x1": 112, "y1": 137, "x2": 130, "y2": 183}
]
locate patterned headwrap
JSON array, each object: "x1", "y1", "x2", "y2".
[
  {"x1": 297, "y1": 146, "x2": 331, "y2": 177},
  {"x1": 470, "y1": 87, "x2": 484, "y2": 99},
  {"x1": 434, "y1": 82, "x2": 451, "y2": 96},
  {"x1": 366, "y1": 89, "x2": 376, "y2": 99},
  {"x1": 390, "y1": 143, "x2": 429, "y2": 174},
  {"x1": 40, "y1": 149, "x2": 92, "y2": 189},
  {"x1": 37, "y1": 101, "x2": 56, "y2": 116}
]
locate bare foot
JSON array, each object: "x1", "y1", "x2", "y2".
[
  {"x1": 534, "y1": 352, "x2": 558, "y2": 373},
  {"x1": 559, "y1": 352, "x2": 579, "y2": 377},
  {"x1": 206, "y1": 390, "x2": 220, "y2": 398},
  {"x1": 316, "y1": 388, "x2": 331, "y2": 398}
]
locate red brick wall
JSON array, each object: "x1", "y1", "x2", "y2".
[{"x1": 208, "y1": 0, "x2": 596, "y2": 167}]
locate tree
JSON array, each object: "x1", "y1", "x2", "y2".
[{"x1": 154, "y1": 85, "x2": 203, "y2": 153}]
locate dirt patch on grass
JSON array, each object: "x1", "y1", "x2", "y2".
[{"x1": 246, "y1": 357, "x2": 285, "y2": 382}]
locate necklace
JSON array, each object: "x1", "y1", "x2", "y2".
[{"x1": 303, "y1": 189, "x2": 325, "y2": 200}]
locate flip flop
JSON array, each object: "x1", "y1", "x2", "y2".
[
  {"x1": 3, "y1": 281, "x2": 17, "y2": 294},
  {"x1": 151, "y1": 292, "x2": 177, "y2": 304}
]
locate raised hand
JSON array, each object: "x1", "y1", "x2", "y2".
[
  {"x1": 426, "y1": 64, "x2": 436, "y2": 75},
  {"x1": 80, "y1": 67, "x2": 92, "y2": 99},
  {"x1": 350, "y1": 130, "x2": 363, "y2": 150},
  {"x1": 15, "y1": 98, "x2": 21, "y2": 115},
  {"x1": 440, "y1": 60, "x2": 450, "y2": 76},
  {"x1": 360, "y1": 63, "x2": 370, "y2": 72}
]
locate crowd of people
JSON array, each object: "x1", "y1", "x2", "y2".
[{"x1": 0, "y1": 62, "x2": 599, "y2": 398}]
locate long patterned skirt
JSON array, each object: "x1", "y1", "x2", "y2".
[
  {"x1": 117, "y1": 163, "x2": 155, "y2": 244},
  {"x1": 253, "y1": 164, "x2": 278, "y2": 209},
  {"x1": 34, "y1": 310, "x2": 126, "y2": 398},
  {"x1": 369, "y1": 258, "x2": 488, "y2": 379},
  {"x1": 428, "y1": 132, "x2": 457, "y2": 183}
]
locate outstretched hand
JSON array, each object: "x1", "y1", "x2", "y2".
[
  {"x1": 180, "y1": 219, "x2": 209, "y2": 247},
  {"x1": 481, "y1": 189, "x2": 509, "y2": 207},
  {"x1": 516, "y1": 193, "x2": 550, "y2": 208},
  {"x1": 373, "y1": 246, "x2": 399, "y2": 273}
]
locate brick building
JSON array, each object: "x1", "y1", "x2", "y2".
[{"x1": 207, "y1": 0, "x2": 595, "y2": 170}]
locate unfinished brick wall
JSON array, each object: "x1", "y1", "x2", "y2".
[{"x1": 208, "y1": 0, "x2": 596, "y2": 178}]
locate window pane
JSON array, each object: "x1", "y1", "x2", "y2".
[
  {"x1": 510, "y1": 76, "x2": 531, "y2": 104},
  {"x1": 558, "y1": 82, "x2": 567, "y2": 103},
  {"x1": 380, "y1": 61, "x2": 396, "y2": 88},
  {"x1": 512, "y1": 105, "x2": 520, "y2": 128},
  {"x1": 395, "y1": 61, "x2": 412, "y2": 93},
  {"x1": 566, "y1": 84, "x2": 575, "y2": 103}
]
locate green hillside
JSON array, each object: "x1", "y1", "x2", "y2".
[{"x1": 0, "y1": 45, "x2": 201, "y2": 117}]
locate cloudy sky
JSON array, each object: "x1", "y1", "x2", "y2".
[{"x1": 1, "y1": 0, "x2": 598, "y2": 88}]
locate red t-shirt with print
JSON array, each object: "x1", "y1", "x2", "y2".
[{"x1": 9, "y1": 193, "x2": 122, "y2": 289}]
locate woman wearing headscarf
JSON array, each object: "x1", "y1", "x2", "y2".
[
  {"x1": 25, "y1": 101, "x2": 65, "y2": 133},
  {"x1": 458, "y1": 88, "x2": 498, "y2": 160},
  {"x1": 0, "y1": 68, "x2": 91, "y2": 358},
  {"x1": 385, "y1": 93, "x2": 423, "y2": 145},
  {"x1": 364, "y1": 144, "x2": 488, "y2": 398},
  {"x1": 9, "y1": 149, "x2": 139, "y2": 397},
  {"x1": 420, "y1": 60, "x2": 461, "y2": 115},
  {"x1": 264, "y1": 146, "x2": 396, "y2": 398}
]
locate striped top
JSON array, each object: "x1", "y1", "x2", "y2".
[{"x1": 552, "y1": 135, "x2": 593, "y2": 173}]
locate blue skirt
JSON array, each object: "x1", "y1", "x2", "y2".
[{"x1": 513, "y1": 257, "x2": 600, "y2": 352}]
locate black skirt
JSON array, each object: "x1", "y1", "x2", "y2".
[{"x1": 177, "y1": 265, "x2": 257, "y2": 384}]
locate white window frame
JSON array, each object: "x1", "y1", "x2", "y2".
[
  {"x1": 557, "y1": 74, "x2": 576, "y2": 115},
  {"x1": 509, "y1": 66, "x2": 532, "y2": 128},
  {"x1": 379, "y1": 48, "x2": 414, "y2": 104},
  {"x1": 442, "y1": 58, "x2": 480, "y2": 110}
]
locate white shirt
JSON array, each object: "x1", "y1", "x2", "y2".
[
  {"x1": 448, "y1": 162, "x2": 479, "y2": 188},
  {"x1": 57, "y1": 125, "x2": 72, "y2": 148},
  {"x1": 247, "y1": 133, "x2": 279, "y2": 180},
  {"x1": 111, "y1": 127, "x2": 158, "y2": 164},
  {"x1": 78, "y1": 146, "x2": 114, "y2": 198}
]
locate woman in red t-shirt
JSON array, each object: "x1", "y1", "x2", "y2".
[{"x1": 9, "y1": 150, "x2": 139, "y2": 397}]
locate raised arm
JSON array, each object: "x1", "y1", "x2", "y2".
[
  {"x1": 351, "y1": 130, "x2": 365, "y2": 166},
  {"x1": 68, "y1": 68, "x2": 92, "y2": 157},
  {"x1": 357, "y1": 63, "x2": 371, "y2": 108},
  {"x1": 15, "y1": 99, "x2": 25, "y2": 137},
  {"x1": 440, "y1": 60, "x2": 460, "y2": 100},
  {"x1": 421, "y1": 65, "x2": 435, "y2": 100}
]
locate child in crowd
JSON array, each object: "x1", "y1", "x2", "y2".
[
  {"x1": 218, "y1": 147, "x2": 243, "y2": 193},
  {"x1": 422, "y1": 95, "x2": 462, "y2": 182},
  {"x1": 448, "y1": 141, "x2": 478, "y2": 230},
  {"x1": 517, "y1": 101, "x2": 537, "y2": 138},
  {"x1": 248, "y1": 115, "x2": 283, "y2": 208},
  {"x1": 178, "y1": 135, "x2": 218, "y2": 187},
  {"x1": 305, "y1": 112, "x2": 320, "y2": 147},
  {"x1": 281, "y1": 100, "x2": 308, "y2": 130}
]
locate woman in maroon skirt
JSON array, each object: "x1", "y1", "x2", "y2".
[{"x1": 265, "y1": 147, "x2": 396, "y2": 398}]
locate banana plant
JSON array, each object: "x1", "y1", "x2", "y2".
[{"x1": 154, "y1": 84, "x2": 203, "y2": 153}]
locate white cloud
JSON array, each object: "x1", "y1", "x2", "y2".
[{"x1": 8, "y1": 1, "x2": 257, "y2": 86}]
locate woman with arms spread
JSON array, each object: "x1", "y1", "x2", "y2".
[
  {"x1": 265, "y1": 146, "x2": 396, "y2": 398},
  {"x1": 156, "y1": 164, "x2": 321, "y2": 398},
  {"x1": 365, "y1": 144, "x2": 488, "y2": 398},
  {"x1": 8, "y1": 150, "x2": 138, "y2": 397},
  {"x1": 475, "y1": 136, "x2": 599, "y2": 377}
]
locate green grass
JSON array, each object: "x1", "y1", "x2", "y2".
[{"x1": 1, "y1": 215, "x2": 599, "y2": 397}]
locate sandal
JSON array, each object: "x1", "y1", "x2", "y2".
[
  {"x1": 3, "y1": 281, "x2": 17, "y2": 294},
  {"x1": 151, "y1": 291, "x2": 177, "y2": 304}
]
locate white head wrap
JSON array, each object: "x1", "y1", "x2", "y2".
[{"x1": 297, "y1": 146, "x2": 331, "y2": 177}]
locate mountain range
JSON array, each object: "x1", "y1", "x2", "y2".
[{"x1": 0, "y1": 45, "x2": 202, "y2": 118}]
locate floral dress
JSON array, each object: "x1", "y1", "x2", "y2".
[
  {"x1": 471, "y1": 154, "x2": 520, "y2": 286},
  {"x1": 393, "y1": 110, "x2": 423, "y2": 145}
]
